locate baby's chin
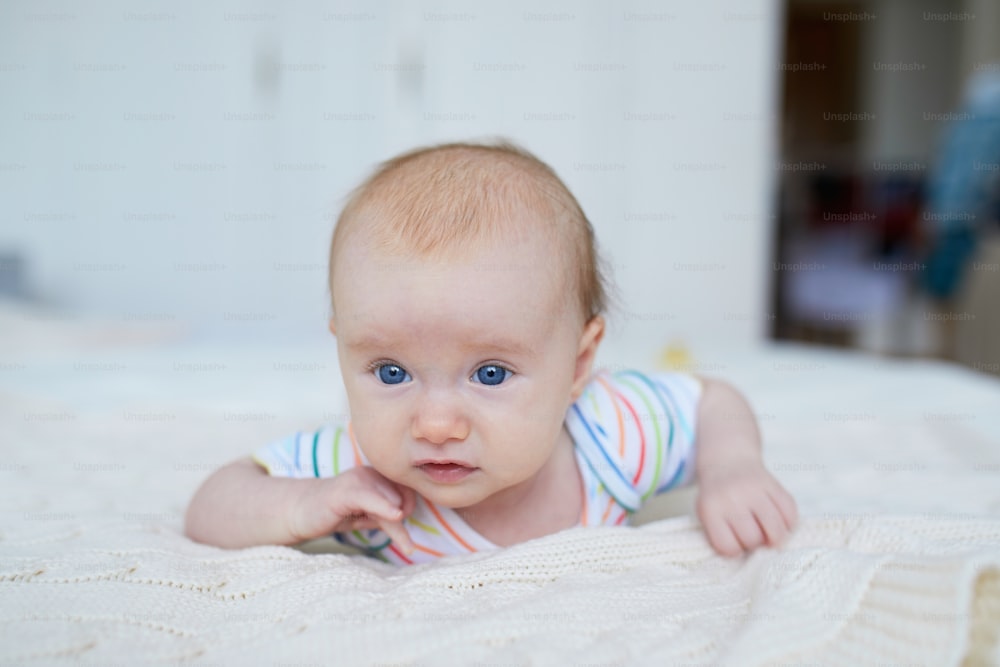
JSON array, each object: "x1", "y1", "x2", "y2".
[{"x1": 408, "y1": 473, "x2": 491, "y2": 509}]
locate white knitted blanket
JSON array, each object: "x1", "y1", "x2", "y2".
[{"x1": 2, "y1": 306, "x2": 1000, "y2": 666}]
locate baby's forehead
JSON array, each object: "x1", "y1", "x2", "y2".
[
  {"x1": 334, "y1": 244, "x2": 568, "y2": 345},
  {"x1": 341, "y1": 229, "x2": 559, "y2": 282}
]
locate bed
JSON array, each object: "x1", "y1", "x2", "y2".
[{"x1": 2, "y1": 300, "x2": 999, "y2": 666}]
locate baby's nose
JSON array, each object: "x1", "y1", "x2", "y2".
[{"x1": 410, "y1": 392, "x2": 470, "y2": 444}]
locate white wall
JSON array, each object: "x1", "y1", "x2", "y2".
[{"x1": 1, "y1": 0, "x2": 781, "y2": 358}]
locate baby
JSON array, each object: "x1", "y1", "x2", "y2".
[{"x1": 185, "y1": 140, "x2": 798, "y2": 565}]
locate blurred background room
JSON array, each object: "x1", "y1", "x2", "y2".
[{"x1": 773, "y1": 0, "x2": 1000, "y2": 375}]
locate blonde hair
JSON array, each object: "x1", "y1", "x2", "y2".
[{"x1": 329, "y1": 139, "x2": 610, "y2": 323}]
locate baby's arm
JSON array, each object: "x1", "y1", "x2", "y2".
[
  {"x1": 693, "y1": 378, "x2": 799, "y2": 556},
  {"x1": 184, "y1": 458, "x2": 417, "y2": 553}
]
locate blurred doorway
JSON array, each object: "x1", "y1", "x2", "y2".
[{"x1": 770, "y1": 0, "x2": 1000, "y2": 376}]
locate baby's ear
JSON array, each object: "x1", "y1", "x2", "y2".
[
  {"x1": 327, "y1": 318, "x2": 337, "y2": 337},
  {"x1": 571, "y1": 315, "x2": 605, "y2": 399}
]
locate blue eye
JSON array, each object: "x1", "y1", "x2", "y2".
[
  {"x1": 474, "y1": 365, "x2": 511, "y2": 386},
  {"x1": 375, "y1": 364, "x2": 410, "y2": 385}
]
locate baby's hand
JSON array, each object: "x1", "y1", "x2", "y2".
[
  {"x1": 288, "y1": 466, "x2": 418, "y2": 555},
  {"x1": 695, "y1": 459, "x2": 798, "y2": 557}
]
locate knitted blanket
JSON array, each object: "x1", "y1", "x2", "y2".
[
  {"x1": 3, "y1": 512, "x2": 1000, "y2": 666},
  {"x1": 4, "y1": 513, "x2": 1000, "y2": 666},
  {"x1": 2, "y1": 306, "x2": 999, "y2": 665}
]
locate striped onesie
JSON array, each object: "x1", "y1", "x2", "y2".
[{"x1": 252, "y1": 369, "x2": 701, "y2": 566}]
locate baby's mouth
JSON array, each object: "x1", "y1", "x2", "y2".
[
  {"x1": 415, "y1": 461, "x2": 478, "y2": 483},
  {"x1": 413, "y1": 458, "x2": 476, "y2": 469}
]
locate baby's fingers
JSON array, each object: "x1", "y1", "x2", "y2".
[
  {"x1": 753, "y1": 497, "x2": 791, "y2": 548},
  {"x1": 398, "y1": 484, "x2": 417, "y2": 519},
  {"x1": 363, "y1": 485, "x2": 416, "y2": 556},
  {"x1": 377, "y1": 515, "x2": 416, "y2": 556},
  {"x1": 702, "y1": 514, "x2": 743, "y2": 558},
  {"x1": 730, "y1": 512, "x2": 766, "y2": 553},
  {"x1": 768, "y1": 484, "x2": 799, "y2": 529}
]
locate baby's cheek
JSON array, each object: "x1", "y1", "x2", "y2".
[
  {"x1": 496, "y1": 429, "x2": 558, "y2": 479},
  {"x1": 352, "y1": 414, "x2": 403, "y2": 466}
]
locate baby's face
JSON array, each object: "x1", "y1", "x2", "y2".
[{"x1": 331, "y1": 231, "x2": 592, "y2": 510}]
